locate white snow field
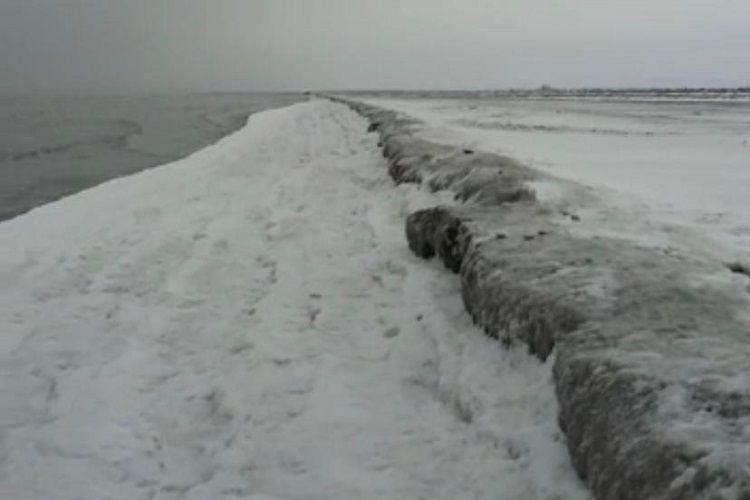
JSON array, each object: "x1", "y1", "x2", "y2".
[
  {"x1": 0, "y1": 100, "x2": 590, "y2": 500},
  {"x1": 358, "y1": 96, "x2": 750, "y2": 266}
]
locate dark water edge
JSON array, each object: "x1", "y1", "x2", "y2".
[{"x1": 0, "y1": 92, "x2": 305, "y2": 222}]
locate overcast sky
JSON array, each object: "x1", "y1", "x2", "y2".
[{"x1": 1, "y1": 0, "x2": 749, "y2": 93}]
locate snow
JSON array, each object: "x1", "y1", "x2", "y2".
[
  {"x1": 0, "y1": 100, "x2": 589, "y2": 499},
  {"x1": 346, "y1": 95, "x2": 750, "y2": 498},
  {"x1": 356, "y1": 96, "x2": 750, "y2": 267}
]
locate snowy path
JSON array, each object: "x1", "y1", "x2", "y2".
[{"x1": 0, "y1": 100, "x2": 588, "y2": 500}]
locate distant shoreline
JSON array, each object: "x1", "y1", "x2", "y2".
[{"x1": 333, "y1": 87, "x2": 750, "y2": 102}]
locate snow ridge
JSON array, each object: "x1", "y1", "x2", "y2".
[
  {"x1": 1, "y1": 100, "x2": 588, "y2": 499},
  {"x1": 336, "y1": 97, "x2": 750, "y2": 500}
]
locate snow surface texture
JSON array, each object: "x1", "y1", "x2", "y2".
[
  {"x1": 336, "y1": 97, "x2": 750, "y2": 499},
  {"x1": 0, "y1": 100, "x2": 589, "y2": 500},
  {"x1": 353, "y1": 95, "x2": 750, "y2": 272}
]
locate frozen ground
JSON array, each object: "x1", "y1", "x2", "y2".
[
  {"x1": 357, "y1": 96, "x2": 750, "y2": 266},
  {"x1": 0, "y1": 100, "x2": 589, "y2": 499}
]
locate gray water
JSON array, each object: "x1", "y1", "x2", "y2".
[{"x1": 0, "y1": 92, "x2": 304, "y2": 221}]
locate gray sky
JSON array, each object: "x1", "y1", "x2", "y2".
[{"x1": 1, "y1": 0, "x2": 749, "y2": 93}]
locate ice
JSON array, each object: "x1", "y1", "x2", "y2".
[
  {"x1": 0, "y1": 93, "x2": 304, "y2": 221},
  {"x1": 0, "y1": 100, "x2": 589, "y2": 499},
  {"x1": 357, "y1": 95, "x2": 750, "y2": 266},
  {"x1": 341, "y1": 95, "x2": 750, "y2": 499}
]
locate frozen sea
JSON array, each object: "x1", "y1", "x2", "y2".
[
  {"x1": 0, "y1": 92, "x2": 303, "y2": 221},
  {"x1": 356, "y1": 92, "x2": 750, "y2": 265},
  {"x1": 3, "y1": 92, "x2": 750, "y2": 499}
]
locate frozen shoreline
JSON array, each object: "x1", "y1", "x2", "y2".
[
  {"x1": 335, "y1": 96, "x2": 750, "y2": 499},
  {"x1": 6, "y1": 92, "x2": 750, "y2": 499},
  {"x1": 0, "y1": 100, "x2": 588, "y2": 499},
  {"x1": 352, "y1": 95, "x2": 750, "y2": 269},
  {"x1": 0, "y1": 93, "x2": 304, "y2": 222}
]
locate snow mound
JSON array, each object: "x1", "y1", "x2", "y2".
[
  {"x1": 340, "y1": 96, "x2": 750, "y2": 500},
  {"x1": 0, "y1": 100, "x2": 588, "y2": 499}
]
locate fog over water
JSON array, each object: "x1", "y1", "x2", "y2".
[{"x1": 2, "y1": 0, "x2": 750, "y2": 94}]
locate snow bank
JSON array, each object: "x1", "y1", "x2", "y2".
[
  {"x1": 350, "y1": 95, "x2": 750, "y2": 270},
  {"x1": 335, "y1": 97, "x2": 750, "y2": 499},
  {"x1": 0, "y1": 100, "x2": 589, "y2": 499}
]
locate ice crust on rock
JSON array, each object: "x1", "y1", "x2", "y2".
[{"x1": 336, "y1": 96, "x2": 750, "y2": 500}]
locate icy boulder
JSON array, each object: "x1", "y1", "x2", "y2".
[
  {"x1": 338, "y1": 98, "x2": 536, "y2": 205},
  {"x1": 337, "y1": 96, "x2": 750, "y2": 500},
  {"x1": 407, "y1": 204, "x2": 750, "y2": 499}
]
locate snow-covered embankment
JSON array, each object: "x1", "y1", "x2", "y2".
[
  {"x1": 0, "y1": 100, "x2": 589, "y2": 499},
  {"x1": 335, "y1": 97, "x2": 750, "y2": 500}
]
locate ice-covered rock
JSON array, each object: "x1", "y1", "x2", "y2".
[{"x1": 337, "y1": 96, "x2": 750, "y2": 500}]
